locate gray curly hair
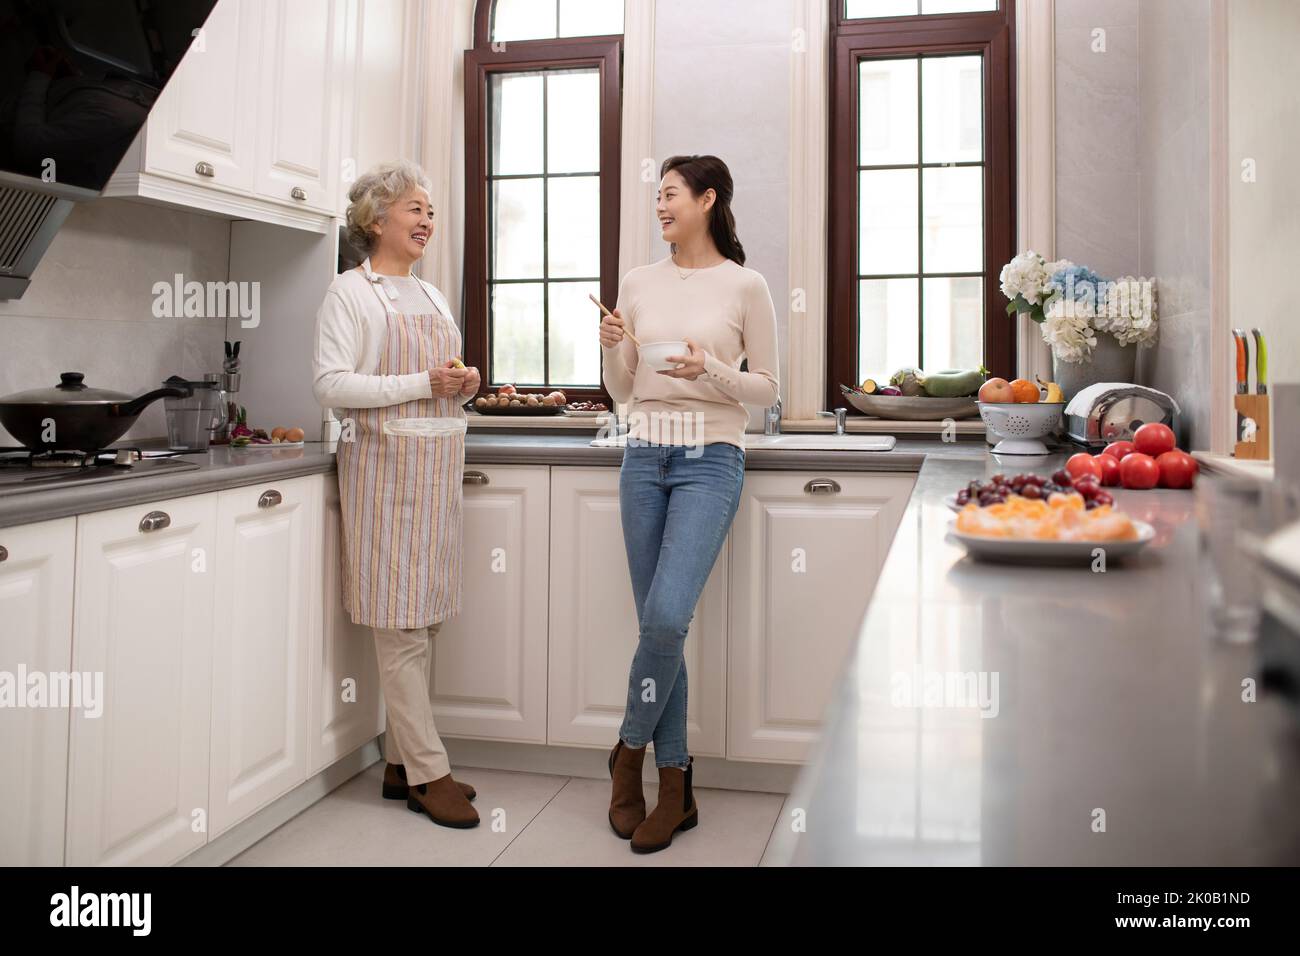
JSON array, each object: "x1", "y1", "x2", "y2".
[{"x1": 345, "y1": 160, "x2": 433, "y2": 253}]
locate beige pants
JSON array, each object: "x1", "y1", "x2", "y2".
[{"x1": 372, "y1": 622, "x2": 450, "y2": 786}]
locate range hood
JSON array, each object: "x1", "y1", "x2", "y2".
[{"x1": 0, "y1": 0, "x2": 219, "y2": 300}]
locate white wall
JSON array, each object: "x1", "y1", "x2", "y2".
[
  {"x1": 1053, "y1": 0, "x2": 1214, "y2": 450},
  {"x1": 0, "y1": 199, "x2": 231, "y2": 447},
  {"x1": 650, "y1": 0, "x2": 792, "y2": 413},
  {"x1": 1228, "y1": 0, "x2": 1300, "y2": 392}
]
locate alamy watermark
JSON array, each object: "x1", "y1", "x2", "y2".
[
  {"x1": 152, "y1": 274, "x2": 261, "y2": 328},
  {"x1": 890, "y1": 670, "x2": 1000, "y2": 719},
  {"x1": 1, "y1": 666, "x2": 103, "y2": 718}
]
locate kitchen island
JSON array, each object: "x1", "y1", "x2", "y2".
[{"x1": 767, "y1": 447, "x2": 1300, "y2": 865}]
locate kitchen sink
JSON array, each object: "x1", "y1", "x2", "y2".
[{"x1": 743, "y1": 434, "x2": 896, "y2": 451}]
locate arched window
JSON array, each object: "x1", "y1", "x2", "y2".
[
  {"x1": 463, "y1": 0, "x2": 624, "y2": 401},
  {"x1": 828, "y1": 0, "x2": 1015, "y2": 407}
]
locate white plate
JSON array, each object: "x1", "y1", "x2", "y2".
[
  {"x1": 945, "y1": 518, "x2": 1156, "y2": 563},
  {"x1": 230, "y1": 440, "x2": 304, "y2": 450},
  {"x1": 563, "y1": 408, "x2": 610, "y2": 418}
]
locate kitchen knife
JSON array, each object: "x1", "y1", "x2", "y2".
[
  {"x1": 1252, "y1": 328, "x2": 1268, "y2": 395},
  {"x1": 1233, "y1": 329, "x2": 1249, "y2": 394}
]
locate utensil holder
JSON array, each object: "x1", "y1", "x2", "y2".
[{"x1": 1234, "y1": 394, "x2": 1270, "y2": 461}]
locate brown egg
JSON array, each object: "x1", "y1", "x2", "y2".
[
  {"x1": 284, "y1": 427, "x2": 305, "y2": 442},
  {"x1": 271, "y1": 427, "x2": 287, "y2": 441}
]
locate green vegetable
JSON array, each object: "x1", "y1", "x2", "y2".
[
  {"x1": 889, "y1": 367, "x2": 925, "y2": 396},
  {"x1": 920, "y1": 366, "x2": 988, "y2": 398}
]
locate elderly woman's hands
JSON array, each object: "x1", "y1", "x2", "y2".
[{"x1": 428, "y1": 362, "x2": 467, "y2": 398}]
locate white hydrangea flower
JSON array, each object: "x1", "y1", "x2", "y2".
[
  {"x1": 1041, "y1": 298, "x2": 1099, "y2": 364},
  {"x1": 1095, "y1": 276, "x2": 1159, "y2": 347},
  {"x1": 999, "y1": 251, "x2": 1051, "y2": 306}
]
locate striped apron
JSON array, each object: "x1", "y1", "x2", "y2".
[{"x1": 335, "y1": 262, "x2": 465, "y2": 629}]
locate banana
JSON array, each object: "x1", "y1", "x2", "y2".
[{"x1": 1036, "y1": 375, "x2": 1063, "y2": 403}]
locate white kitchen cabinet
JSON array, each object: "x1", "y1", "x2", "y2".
[
  {"x1": 0, "y1": 517, "x2": 76, "y2": 866},
  {"x1": 728, "y1": 471, "x2": 915, "y2": 763},
  {"x1": 66, "y1": 494, "x2": 217, "y2": 866},
  {"x1": 208, "y1": 476, "x2": 316, "y2": 837},
  {"x1": 428, "y1": 466, "x2": 550, "y2": 743},
  {"x1": 547, "y1": 467, "x2": 727, "y2": 757},
  {"x1": 253, "y1": 0, "x2": 345, "y2": 214},
  {"x1": 139, "y1": 0, "x2": 259, "y2": 194},
  {"x1": 104, "y1": 0, "x2": 349, "y2": 232},
  {"x1": 310, "y1": 475, "x2": 384, "y2": 774}
]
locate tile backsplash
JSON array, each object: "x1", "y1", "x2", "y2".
[{"x1": 0, "y1": 198, "x2": 231, "y2": 447}]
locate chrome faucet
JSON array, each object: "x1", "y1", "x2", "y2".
[
  {"x1": 817, "y1": 407, "x2": 848, "y2": 435},
  {"x1": 764, "y1": 397, "x2": 782, "y2": 435}
]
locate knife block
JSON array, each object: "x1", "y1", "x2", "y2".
[{"x1": 1234, "y1": 393, "x2": 1270, "y2": 460}]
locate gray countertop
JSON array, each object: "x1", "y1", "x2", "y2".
[
  {"x1": 0, "y1": 431, "x2": 984, "y2": 528},
  {"x1": 770, "y1": 449, "x2": 1300, "y2": 866}
]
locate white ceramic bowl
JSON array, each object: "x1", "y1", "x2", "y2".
[
  {"x1": 638, "y1": 340, "x2": 689, "y2": 372},
  {"x1": 976, "y1": 401, "x2": 1064, "y2": 455}
]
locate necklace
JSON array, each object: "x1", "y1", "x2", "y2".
[{"x1": 671, "y1": 254, "x2": 696, "y2": 280}]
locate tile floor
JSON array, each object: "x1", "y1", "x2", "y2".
[{"x1": 227, "y1": 762, "x2": 793, "y2": 867}]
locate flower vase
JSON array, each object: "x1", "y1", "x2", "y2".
[{"x1": 1052, "y1": 333, "x2": 1138, "y2": 404}]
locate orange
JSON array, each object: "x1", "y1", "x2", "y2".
[{"x1": 1009, "y1": 378, "x2": 1040, "y2": 403}]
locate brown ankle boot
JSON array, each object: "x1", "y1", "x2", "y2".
[
  {"x1": 608, "y1": 739, "x2": 647, "y2": 839},
  {"x1": 631, "y1": 757, "x2": 698, "y2": 853},
  {"x1": 406, "y1": 773, "x2": 480, "y2": 828},
  {"x1": 383, "y1": 763, "x2": 476, "y2": 801}
]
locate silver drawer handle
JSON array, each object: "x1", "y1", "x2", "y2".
[
  {"x1": 139, "y1": 510, "x2": 171, "y2": 533},
  {"x1": 804, "y1": 478, "x2": 841, "y2": 495},
  {"x1": 0, "y1": 544, "x2": 7, "y2": 562},
  {"x1": 194, "y1": 161, "x2": 215, "y2": 177},
  {"x1": 258, "y1": 490, "x2": 282, "y2": 508},
  {"x1": 290, "y1": 186, "x2": 307, "y2": 201},
  {"x1": 463, "y1": 471, "x2": 489, "y2": 486}
]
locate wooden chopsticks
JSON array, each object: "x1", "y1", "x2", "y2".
[{"x1": 589, "y1": 293, "x2": 640, "y2": 347}]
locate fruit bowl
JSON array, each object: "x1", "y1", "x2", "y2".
[{"x1": 977, "y1": 401, "x2": 1064, "y2": 455}]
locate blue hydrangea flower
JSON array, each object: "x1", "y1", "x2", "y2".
[{"x1": 1047, "y1": 265, "x2": 1109, "y2": 310}]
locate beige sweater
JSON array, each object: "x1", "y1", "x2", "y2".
[{"x1": 602, "y1": 257, "x2": 780, "y2": 449}]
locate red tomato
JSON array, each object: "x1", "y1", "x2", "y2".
[
  {"x1": 1133, "y1": 423, "x2": 1176, "y2": 458},
  {"x1": 1066, "y1": 453, "x2": 1102, "y2": 482},
  {"x1": 1094, "y1": 453, "x2": 1121, "y2": 486},
  {"x1": 1102, "y1": 440, "x2": 1136, "y2": 460},
  {"x1": 1156, "y1": 450, "x2": 1199, "y2": 489},
  {"x1": 1120, "y1": 452, "x2": 1160, "y2": 490}
]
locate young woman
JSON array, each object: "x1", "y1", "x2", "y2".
[
  {"x1": 600, "y1": 155, "x2": 780, "y2": 853},
  {"x1": 312, "y1": 161, "x2": 482, "y2": 829}
]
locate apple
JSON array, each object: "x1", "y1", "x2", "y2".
[{"x1": 978, "y1": 377, "x2": 1014, "y2": 403}]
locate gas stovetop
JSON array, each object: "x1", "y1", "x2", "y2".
[{"x1": 0, "y1": 447, "x2": 201, "y2": 492}]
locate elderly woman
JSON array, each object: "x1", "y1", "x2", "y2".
[{"x1": 312, "y1": 160, "x2": 481, "y2": 829}]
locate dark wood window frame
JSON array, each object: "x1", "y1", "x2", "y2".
[
  {"x1": 827, "y1": 1, "x2": 1015, "y2": 411},
  {"x1": 463, "y1": 1, "x2": 623, "y2": 403}
]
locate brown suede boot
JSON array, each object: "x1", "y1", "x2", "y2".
[
  {"x1": 383, "y1": 762, "x2": 475, "y2": 801},
  {"x1": 406, "y1": 772, "x2": 480, "y2": 828},
  {"x1": 607, "y1": 739, "x2": 647, "y2": 839},
  {"x1": 630, "y1": 757, "x2": 698, "y2": 853}
]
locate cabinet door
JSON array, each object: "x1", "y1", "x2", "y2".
[
  {"x1": 254, "y1": 0, "x2": 344, "y2": 213},
  {"x1": 143, "y1": 0, "x2": 258, "y2": 192},
  {"x1": 428, "y1": 466, "x2": 549, "y2": 743},
  {"x1": 0, "y1": 518, "x2": 76, "y2": 866},
  {"x1": 208, "y1": 476, "x2": 316, "y2": 837},
  {"x1": 547, "y1": 467, "x2": 727, "y2": 756},
  {"x1": 728, "y1": 472, "x2": 915, "y2": 763},
  {"x1": 67, "y1": 495, "x2": 217, "y2": 866},
  {"x1": 310, "y1": 475, "x2": 384, "y2": 774}
]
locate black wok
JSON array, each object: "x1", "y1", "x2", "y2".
[{"x1": 0, "y1": 372, "x2": 192, "y2": 453}]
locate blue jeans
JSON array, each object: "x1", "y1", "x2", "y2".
[{"x1": 617, "y1": 441, "x2": 746, "y2": 767}]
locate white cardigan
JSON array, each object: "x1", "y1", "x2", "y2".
[{"x1": 312, "y1": 268, "x2": 464, "y2": 411}]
